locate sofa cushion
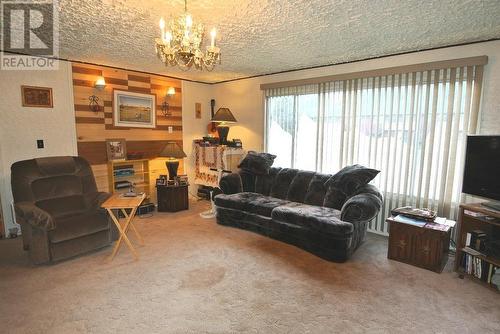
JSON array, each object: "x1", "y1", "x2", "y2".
[
  {"x1": 240, "y1": 170, "x2": 256, "y2": 193},
  {"x1": 270, "y1": 168, "x2": 299, "y2": 199},
  {"x1": 49, "y1": 211, "x2": 110, "y2": 243},
  {"x1": 272, "y1": 203, "x2": 353, "y2": 235},
  {"x1": 255, "y1": 167, "x2": 281, "y2": 196},
  {"x1": 323, "y1": 165, "x2": 380, "y2": 210},
  {"x1": 304, "y1": 173, "x2": 331, "y2": 206},
  {"x1": 287, "y1": 171, "x2": 316, "y2": 203},
  {"x1": 238, "y1": 151, "x2": 276, "y2": 175},
  {"x1": 215, "y1": 192, "x2": 290, "y2": 217},
  {"x1": 246, "y1": 195, "x2": 290, "y2": 217}
]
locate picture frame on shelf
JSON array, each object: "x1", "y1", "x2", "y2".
[
  {"x1": 113, "y1": 89, "x2": 156, "y2": 128},
  {"x1": 105, "y1": 138, "x2": 127, "y2": 161},
  {"x1": 21, "y1": 85, "x2": 53, "y2": 108}
]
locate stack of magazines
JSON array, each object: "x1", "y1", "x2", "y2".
[{"x1": 392, "y1": 206, "x2": 455, "y2": 230}]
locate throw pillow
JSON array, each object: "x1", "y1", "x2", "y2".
[
  {"x1": 238, "y1": 151, "x2": 276, "y2": 175},
  {"x1": 323, "y1": 164, "x2": 380, "y2": 209}
]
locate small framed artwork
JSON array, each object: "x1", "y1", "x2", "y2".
[
  {"x1": 106, "y1": 138, "x2": 127, "y2": 161},
  {"x1": 21, "y1": 85, "x2": 53, "y2": 108},
  {"x1": 195, "y1": 102, "x2": 201, "y2": 119},
  {"x1": 113, "y1": 89, "x2": 156, "y2": 128}
]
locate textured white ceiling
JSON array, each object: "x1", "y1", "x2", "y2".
[{"x1": 52, "y1": 0, "x2": 500, "y2": 83}]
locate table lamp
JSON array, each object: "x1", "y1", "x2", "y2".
[
  {"x1": 211, "y1": 107, "x2": 237, "y2": 145},
  {"x1": 159, "y1": 142, "x2": 187, "y2": 180}
]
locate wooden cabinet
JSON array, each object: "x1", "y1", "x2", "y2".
[
  {"x1": 157, "y1": 185, "x2": 189, "y2": 212},
  {"x1": 387, "y1": 217, "x2": 450, "y2": 273},
  {"x1": 455, "y1": 203, "x2": 500, "y2": 291}
]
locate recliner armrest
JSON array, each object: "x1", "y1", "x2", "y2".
[
  {"x1": 94, "y1": 191, "x2": 111, "y2": 208},
  {"x1": 14, "y1": 202, "x2": 55, "y2": 231},
  {"x1": 341, "y1": 184, "x2": 383, "y2": 223},
  {"x1": 219, "y1": 173, "x2": 243, "y2": 194}
]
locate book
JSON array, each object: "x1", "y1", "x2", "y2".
[
  {"x1": 424, "y1": 222, "x2": 450, "y2": 232},
  {"x1": 391, "y1": 206, "x2": 436, "y2": 221},
  {"x1": 393, "y1": 214, "x2": 427, "y2": 227},
  {"x1": 464, "y1": 209, "x2": 487, "y2": 218}
]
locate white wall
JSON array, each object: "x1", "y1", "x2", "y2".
[
  {"x1": 181, "y1": 81, "x2": 214, "y2": 196},
  {"x1": 213, "y1": 40, "x2": 500, "y2": 152},
  {"x1": 0, "y1": 59, "x2": 78, "y2": 233}
]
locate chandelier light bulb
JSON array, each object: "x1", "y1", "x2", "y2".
[
  {"x1": 210, "y1": 28, "x2": 216, "y2": 47},
  {"x1": 185, "y1": 14, "x2": 193, "y2": 28},
  {"x1": 159, "y1": 17, "x2": 165, "y2": 30},
  {"x1": 165, "y1": 31, "x2": 172, "y2": 45}
]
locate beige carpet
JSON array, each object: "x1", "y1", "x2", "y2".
[{"x1": 1, "y1": 200, "x2": 499, "y2": 334}]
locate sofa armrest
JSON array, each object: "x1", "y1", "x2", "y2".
[
  {"x1": 341, "y1": 184, "x2": 383, "y2": 223},
  {"x1": 14, "y1": 202, "x2": 55, "y2": 231},
  {"x1": 219, "y1": 173, "x2": 243, "y2": 194}
]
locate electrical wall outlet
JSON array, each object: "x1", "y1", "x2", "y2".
[
  {"x1": 36, "y1": 139, "x2": 44, "y2": 149},
  {"x1": 168, "y1": 126, "x2": 173, "y2": 133}
]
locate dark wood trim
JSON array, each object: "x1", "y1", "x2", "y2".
[
  {"x1": 128, "y1": 74, "x2": 150, "y2": 83},
  {"x1": 78, "y1": 140, "x2": 184, "y2": 165},
  {"x1": 73, "y1": 79, "x2": 94, "y2": 87},
  {"x1": 72, "y1": 65, "x2": 102, "y2": 76},
  {"x1": 156, "y1": 105, "x2": 182, "y2": 112},
  {"x1": 105, "y1": 77, "x2": 129, "y2": 86},
  {"x1": 75, "y1": 116, "x2": 105, "y2": 124},
  {"x1": 127, "y1": 86, "x2": 151, "y2": 94},
  {"x1": 157, "y1": 115, "x2": 182, "y2": 121}
]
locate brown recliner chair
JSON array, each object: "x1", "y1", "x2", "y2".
[{"x1": 11, "y1": 156, "x2": 117, "y2": 264}]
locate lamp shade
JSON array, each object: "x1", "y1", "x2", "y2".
[
  {"x1": 211, "y1": 107, "x2": 237, "y2": 123},
  {"x1": 159, "y1": 142, "x2": 187, "y2": 159}
]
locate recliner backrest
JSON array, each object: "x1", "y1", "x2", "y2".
[{"x1": 11, "y1": 156, "x2": 99, "y2": 217}]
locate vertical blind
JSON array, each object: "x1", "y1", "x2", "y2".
[{"x1": 264, "y1": 59, "x2": 486, "y2": 235}]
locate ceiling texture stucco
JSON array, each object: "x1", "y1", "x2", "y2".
[{"x1": 49, "y1": 0, "x2": 500, "y2": 82}]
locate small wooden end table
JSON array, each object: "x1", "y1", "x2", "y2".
[
  {"x1": 387, "y1": 216, "x2": 451, "y2": 273},
  {"x1": 101, "y1": 193, "x2": 146, "y2": 261},
  {"x1": 157, "y1": 184, "x2": 189, "y2": 212}
]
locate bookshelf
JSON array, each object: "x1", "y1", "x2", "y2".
[
  {"x1": 107, "y1": 159, "x2": 151, "y2": 203},
  {"x1": 455, "y1": 203, "x2": 500, "y2": 292}
]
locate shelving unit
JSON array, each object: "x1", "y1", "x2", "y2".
[
  {"x1": 108, "y1": 159, "x2": 151, "y2": 203},
  {"x1": 455, "y1": 203, "x2": 500, "y2": 292}
]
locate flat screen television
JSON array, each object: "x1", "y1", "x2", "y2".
[{"x1": 462, "y1": 135, "x2": 500, "y2": 210}]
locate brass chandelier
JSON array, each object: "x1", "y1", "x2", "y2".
[{"x1": 155, "y1": 0, "x2": 221, "y2": 71}]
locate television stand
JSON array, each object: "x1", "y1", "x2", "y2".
[
  {"x1": 481, "y1": 201, "x2": 500, "y2": 212},
  {"x1": 455, "y1": 203, "x2": 500, "y2": 292}
]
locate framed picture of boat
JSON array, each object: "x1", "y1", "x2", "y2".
[{"x1": 113, "y1": 89, "x2": 156, "y2": 128}]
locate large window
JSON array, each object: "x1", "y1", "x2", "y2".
[{"x1": 265, "y1": 62, "x2": 485, "y2": 234}]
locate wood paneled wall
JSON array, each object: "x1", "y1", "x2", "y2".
[{"x1": 72, "y1": 63, "x2": 184, "y2": 198}]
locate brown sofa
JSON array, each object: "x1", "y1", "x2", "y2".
[{"x1": 11, "y1": 156, "x2": 117, "y2": 264}]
